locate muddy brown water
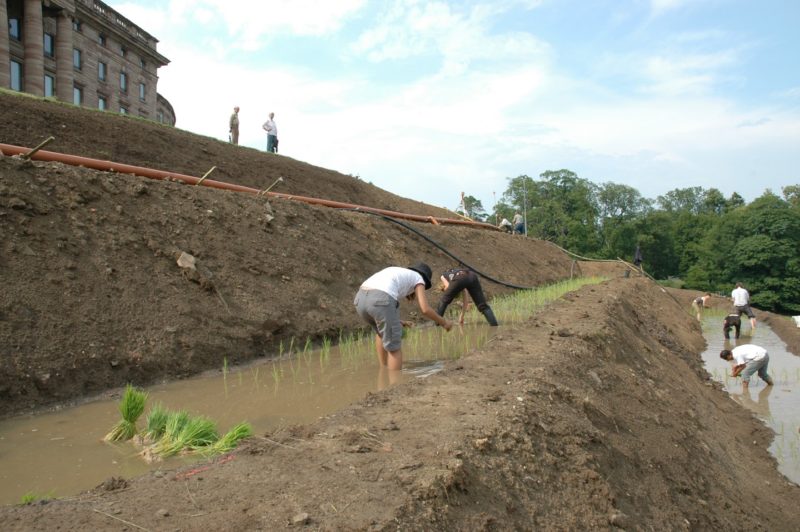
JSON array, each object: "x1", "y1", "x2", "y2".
[
  {"x1": 700, "y1": 316, "x2": 800, "y2": 485},
  {"x1": 0, "y1": 325, "x2": 493, "y2": 505}
]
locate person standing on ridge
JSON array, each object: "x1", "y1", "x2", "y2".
[
  {"x1": 436, "y1": 267, "x2": 498, "y2": 326},
  {"x1": 512, "y1": 211, "x2": 524, "y2": 235},
  {"x1": 720, "y1": 344, "x2": 773, "y2": 390},
  {"x1": 262, "y1": 112, "x2": 278, "y2": 153},
  {"x1": 731, "y1": 282, "x2": 756, "y2": 331},
  {"x1": 354, "y1": 263, "x2": 453, "y2": 371},
  {"x1": 229, "y1": 106, "x2": 240, "y2": 145}
]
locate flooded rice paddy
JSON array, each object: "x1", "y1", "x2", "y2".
[
  {"x1": 700, "y1": 312, "x2": 800, "y2": 485},
  {"x1": 0, "y1": 324, "x2": 496, "y2": 505}
]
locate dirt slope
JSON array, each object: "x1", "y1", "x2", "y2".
[
  {"x1": 1, "y1": 93, "x2": 799, "y2": 530},
  {"x1": 1, "y1": 92, "x2": 573, "y2": 417}
]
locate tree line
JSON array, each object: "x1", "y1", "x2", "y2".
[{"x1": 457, "y1": 170, "x2": 800, "y2": 314}]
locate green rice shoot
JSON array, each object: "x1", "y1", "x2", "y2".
[
  {"x1": 204, "y1": 422, "x2": 253, "y2": 455},
  {"x1": 104, "y1": 384, "x2": 148, "y2": 442}
]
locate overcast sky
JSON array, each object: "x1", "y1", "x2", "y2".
[{"x1": 107, "y1": 0, "x2": 800, "y2": 212}]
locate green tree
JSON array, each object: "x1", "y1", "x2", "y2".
[{"x1": 686, "y1": 192, "x2": 800, "y2": 313}]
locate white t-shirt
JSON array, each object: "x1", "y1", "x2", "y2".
[
  {"x1": 731, "y1": 287, "x2": 749, "y2": 306},
  {"x1": 361, "y1": 267, "x2": 424, "y2": 300},
  {"x1": 731, "y1": 344, "x2": 767, "y2": 365},
  {"x1": 263, "y1": 119, "x2": 277, "y2": 136}
]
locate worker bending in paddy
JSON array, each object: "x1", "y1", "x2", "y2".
[
  {"x1": 720, "y1": 344, "x2": 773, "y2": 390},
  {"x1": 723, "y1": 313, "x2": 741, "y2": 340},
  {"x1": 436, "y1": 267, "x2": 498, "y2": 326},
  {"x1": 354, "y1": 263, "x2": 453, "y2": 371}
]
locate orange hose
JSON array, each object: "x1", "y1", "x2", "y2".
[{"x1": 0, "y1": 142, "x2": 499, "y2": 231}]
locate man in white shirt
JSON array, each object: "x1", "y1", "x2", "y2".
[
  {"x1": 720, "y1": 344, "x2": 773, "y2": 389},
  {"x1": 262, "y1": 112, "x2": 278, "y2": 153},
  {"x1": 731, "y1": 282, "x2": 756, "y2": 331}
]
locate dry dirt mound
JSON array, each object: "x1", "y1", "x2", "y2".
[{"x1": 1, "y1": 278, "x2": 798, "y2": 531}]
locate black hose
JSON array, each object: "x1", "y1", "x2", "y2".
[{"x1": 349, "y1": 209, "x2": 534, "y2": 290}]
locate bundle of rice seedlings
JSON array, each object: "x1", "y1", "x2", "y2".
[
  {"x1": 204, "y1": 422, "x2": 253, "y2": 455},
  {"x1": 154, "y1": 414, "x2": 218, "y2": 457},
  {"x1": 142, "y1": 403, "x2": 169, "y2": 444},
  {"x1": 104, "y1": 384, "x2": 148, "y2": 442}
]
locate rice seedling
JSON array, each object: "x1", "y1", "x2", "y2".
[
  {"x1": 142, "y1": 402, "x2": 169, "y2": 443},
  {"x1": 204, "y1": 422, "x2": 253, "y2": 455},
  {"x1": 154, "y1": 415, "x2": 218, "y2": 457},
  {"x1": 19, "y1": 491, "x2": 53, "y2": 505},
  {"x1": 104, "y1": 384, "x2": 148, "y2": 442}
]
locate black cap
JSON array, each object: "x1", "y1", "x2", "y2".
[{"x1": 407, "y1": 262, "x2": 432, "y2": 290}]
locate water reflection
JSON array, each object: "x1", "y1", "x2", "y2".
[{"x1": 700, "y1": 318, "x2": 800, "y2": 485}]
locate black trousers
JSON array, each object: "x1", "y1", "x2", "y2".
[{"x1": 437, "y1": 271, "x2": 489, "y2": 316}]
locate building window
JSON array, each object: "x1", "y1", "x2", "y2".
[
  {"x1": 73, "y1": 49, "x2": 82, "y2": 70},
  {"x1": 98, "y1": 34, "x2": 106, "y2": 46},
  {"x1": 139, "y1": 58, "x2": 146, "y2": 69},
  {"x1": 10, "y1": 61, "x2": 23, "y2": 91},
  {"x1": 73, "y1": 86, "x2": 83, "y2": 105},
  {"x1": 120, "y1": 72, "x2": 128, "y2": 92},
  {"x1": 157, "y1": 111, "x2": 164, "y2": 123},
  {"x1": 120, "y1": 107, "x2": 128, "y2": 115},
  {"x1": 9, "y1": 18, "x2": 21, "y2": 40},
  {"x1": 44, "y1": 33, "x2": 55, "y2": 57},
  {"x1": 72, "y1": 19, "x2": 82, "y2": 32},
  {"x1": 139, "y1": 82, "x2": 146, "y2": 101},
  {"x1": 98, "y1": 96, "x2": 107, "y2": 110},
  {"x1": 44, "y1": 75, "x2": 55, "y2": 97},
  {"x1": 120, "y1": 46, "x2": 127, "y2": 58},
  {"x1": 98, "y1": 62, "x2": 107, "y2": 81}
]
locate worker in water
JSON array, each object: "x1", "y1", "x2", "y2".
[
  {"x1": 354, "y1": 263, "x2": 453, "y2": 371},
  {"x1": 436, "y1": 267, "x2": 498, "y2": 326},
  {"x1": 720, "y1": 344, "x2": 773, "y2": 390},
  {"x1": 691, "y1": 292, "x2": 711, "y2": 321},
  {"x1": 723, "y1": 313, "x2": 741, "y2": 340}
]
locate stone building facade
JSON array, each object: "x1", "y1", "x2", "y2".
[{"x1": 1, "y1": 0, "x2": 174, "y2": 125}]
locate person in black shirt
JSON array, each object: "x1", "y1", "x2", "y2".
[
  {"x1": 436, "y1": 267, "x2": 498, "y2": 326},
  {"x1": 723, "y1": 313, "x2": 741, "y2": 340}
]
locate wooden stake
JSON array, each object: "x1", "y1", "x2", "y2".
[
  {"x1": 195, "y1": 166, "x2": 217, "y2": 186},
  {"x1": 20, "y1": 136, "x2": 55, "y2": 160}
]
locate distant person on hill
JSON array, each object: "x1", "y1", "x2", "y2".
[
  {"x1": 436, "y1": 267, "x2": 498, "y2": 326},
  {"x1": 723, "y1": 313, "x2": 741, "y2": 340},
  {"x1": 720, "y1": 344, "x2": 773, "y2": 389},
  {"x1": 498, "y1": 218, "x2": 513, "y2": 233},
  {"x1": 354, "y1": 263, "x2": 453, "y2": 371},
  {"x1": 691, "y1": 292, "x2": 711, "y2": 321},
  {"x1": 229, "y1": 106, "x2": 240, "y2": 145},
  {"x1": 633, "y1": 245, "x2": 643, "y2": 273},
  {"x1": 731, "y1": 282, "x2": 756, "y2": 331},
  {"x1": 512, "y1": 212, "x2": 524, "y2": 235},
  {"x1": 262, "y1": 112, "x2": 278, "y2": 153}
]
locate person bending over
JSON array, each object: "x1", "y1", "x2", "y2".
[
  {"x1": 723, "y1": 313, "x2": 741, "y2": 340},
  {"x1": 691, "y1": 292, "x2": 711, "y2": 321},
  {"x1": 720, "y1": 344, "x2": 773, "y2": 390},
  {"x1": 354, "y1": 263, "x2": 452, "y2": 371},
  {"x1": 436, "y1": 267, "x2": 498, "y2": 326}
]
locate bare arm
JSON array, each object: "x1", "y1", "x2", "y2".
[
  {"x1": 731, "y1": 364, "x2": 746, "y2": 377},
  {"x1": 414, "y1": 284, "x2": 452, "y2": 330}
]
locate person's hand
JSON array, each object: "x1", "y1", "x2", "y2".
[
  {"x1": 458, "y1": 314, "x2": 465, "y2": 325},
  {"x1": 401, "y1": 320, "x2": 413, "y2": 328},
  {"x1": 441, "y1": 319, "x2": 453, "y2": 332}
]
